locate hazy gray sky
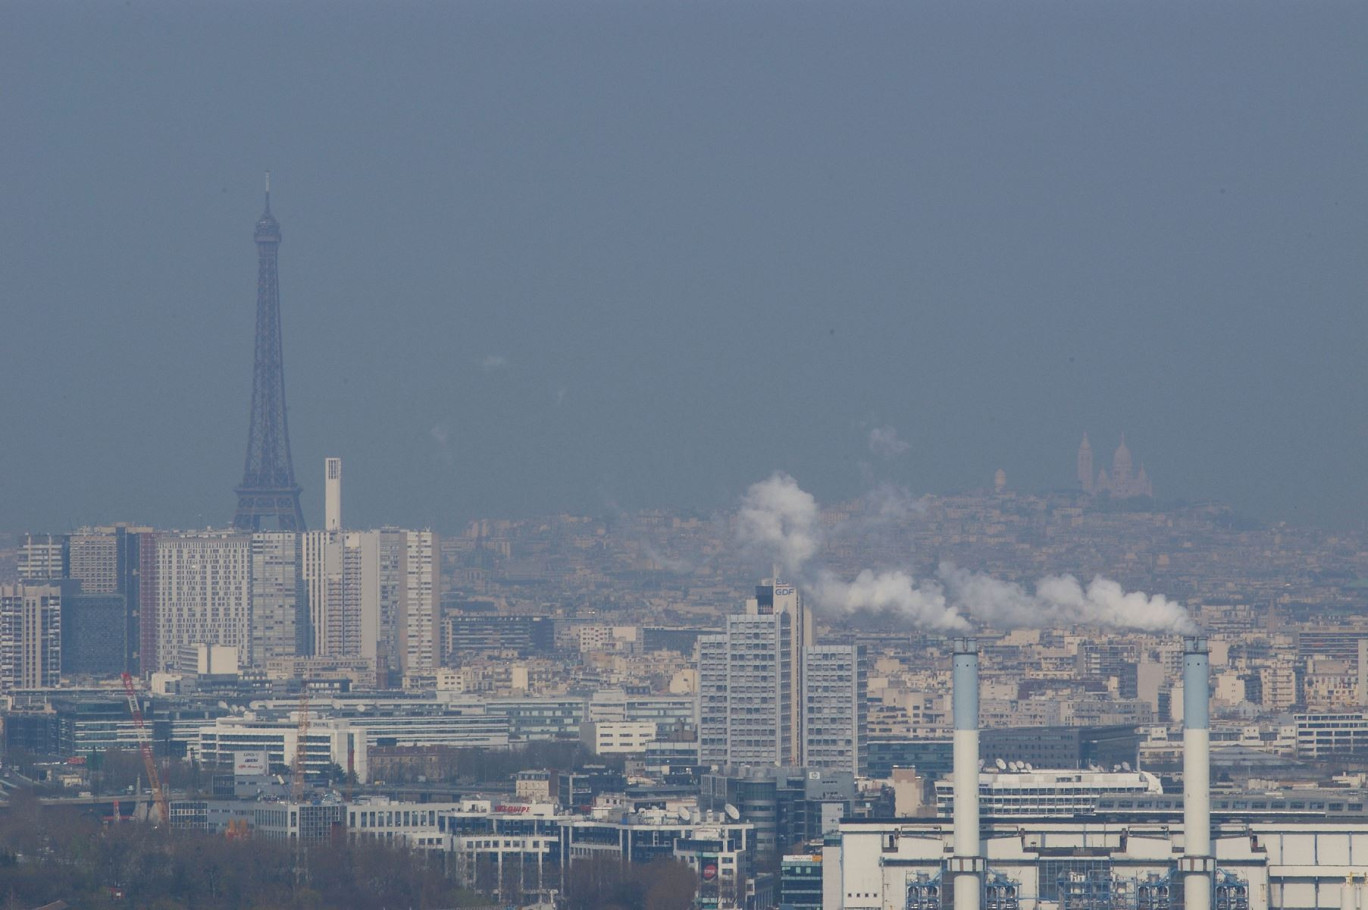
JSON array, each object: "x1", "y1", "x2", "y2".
[{"x1": 3, "y1": 1, "x2": 1366, "y2": 533}]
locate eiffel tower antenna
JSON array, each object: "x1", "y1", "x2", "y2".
[{"x1": 232, "y1": 175, "x2": 306, "y2": 531}]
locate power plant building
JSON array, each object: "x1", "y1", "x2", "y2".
[{"x1": 824, "y1": 636, "x2": 1368, "y2": 910}]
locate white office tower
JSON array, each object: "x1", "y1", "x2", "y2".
[
  {"x1": 336, "y1": 529, "x2": 394, "y2": 685},
  {"x1": 302, "y1": 530, "x2": 343, "y2": 656},
  {"x1": 801, "y1": 644, "x2": 867, "y2": 775},
  {"x1": 18, "y1": 534, "x2": 65, "y2": 582},
  {"x1": 746, "y1": 578, "x2": 811, "y2": 763},
  {"x1": 325, "y1": 457, "x2": 342, "y2": 532},
  {"x1": 0, "y1": 584, "x2": 62, "y2": 690},
  {"x1": 299, "y1": 528, "x2": 438, "y2": 687},
  {"x1": 153, "y1": 532, "x2": 251, "y2": 672},
  {"x1": 249, "y1": 532, "x2": 305, "y2": 666},
  {"x1": 339, "y1": 531, "x2": 381, "y2": 665},
  {"x1": 697, "y1": 635, "x2": 730, "y2": 765},
  {"x1": 696, "y1": 611, "x2": 793, "y2": 767},
  {"x1": 398, "y1": 529, "x2": 440, "y2": 679},
  {"x1": 67, "y1": 530, "x2": 118, "y2": 593},
  {"x1": 302, "y1": 459, "x2": 348, "y2": 659}
]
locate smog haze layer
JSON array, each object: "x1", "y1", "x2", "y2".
[{"x1": 2, "y1": 1, "x2": 1365, "y2": 533}]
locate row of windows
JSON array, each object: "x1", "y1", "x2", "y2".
[{"x1": 352, "y1": 809, "x2": 441, "y2": 828}]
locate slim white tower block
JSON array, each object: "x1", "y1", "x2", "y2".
[{"x1": 325, "y1": 457, "x2": 342, "y2": 532}]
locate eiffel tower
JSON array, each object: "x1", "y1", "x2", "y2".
[{"x1": 232, "y1": 174, "x2": 306, "y2": 531}]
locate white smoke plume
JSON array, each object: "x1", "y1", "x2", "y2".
[
  {"x1": 430, "y1": 423, "x2": 455, "y2": 466},
  {"x1": 735, "y1": 472, "x2": 1198, "y2": 635},
  {"x1": 859, "y1": 482, "x2": 925, "y2": 524},
  {"x1": 868, "y1": 425, "x2": 911, "y2": 459},
  {"x1": 736, "y1": 472, "x2": 822, "y2": 578},
  {"x1": 811, "y1": 567, "x2": 967, "y2": 631},
  {"x1": 1036, "y1": 573, "x2": 1197, "y2": 634},
  {"x1": 937, "y1": 563, "x2": 1197, "y2": 634},
  {"x1": 735, "y1": 472, "x2": 962, "y2": 627}
]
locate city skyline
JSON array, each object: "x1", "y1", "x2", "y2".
[
  {"x1": 3, "y1": 5, "x2": 1368, "y2": 908},
  {"x1": 3, "y1": 2, "x2": 1366, "y2": 537}
]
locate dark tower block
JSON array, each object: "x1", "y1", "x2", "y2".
[{"x1": 233, "y1": 175, "x2": 306, "y2": 531}]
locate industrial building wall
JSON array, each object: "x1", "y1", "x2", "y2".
[{"x1": 828, "y1": 818, "x2": 1368, "y2": 910}]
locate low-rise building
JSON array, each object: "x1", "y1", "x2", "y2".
[{"x1": 580, "y1": 720, "x2": 657, "y2": 755}]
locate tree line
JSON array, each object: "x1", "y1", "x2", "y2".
[{"x1": 0, "y1": 789, "x2": 700, "y2": 910}]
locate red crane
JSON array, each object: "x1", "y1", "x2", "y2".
[
  {"x1": 292, "y1": 683, "x2": 309, "y2": 801},
  {"x1": 121, "y1": 673, "x2": 170, "y2": 826}
]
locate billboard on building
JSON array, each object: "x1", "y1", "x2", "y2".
[{"x1": 234, "y1": 750, "x2": 268, "y2": 777}]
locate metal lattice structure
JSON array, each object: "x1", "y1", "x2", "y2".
[
  {"x1": 1215, "y1": 871, "x2": 1249, "y2": 910},
  {"x1": 233, "y1": 175, "x2": 306, "y2": 532},
  {"x1": 984, "y1": 871, "x2": 1021, "y2": 910},
  {"x1": 1058, "y1": 869, "x2": 1120, "y2": 910},
  {"x1": 906, "y1": 872, "x2": 942, "y2": 910},
  {"x1": 1137, "y1": 871, "x2": 1178, "y2": 910}
]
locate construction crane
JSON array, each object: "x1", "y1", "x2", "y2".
[
  {"x1": 291, "y1": 682, "x2": 311, "y2": 889},
  {"x1": 120, "y1": 672, "x2": 170, "y2": 826},
  {"x1": 291, "y1": 682, "x2": 309, "y2": 801}
]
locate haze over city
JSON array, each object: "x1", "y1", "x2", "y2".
[
  {"x1": 3, "y1": 1, "x2": 1366, "y2": 534},
  {"x1": 8, "y1": 7, "x2": 1368, "y2": 909}
]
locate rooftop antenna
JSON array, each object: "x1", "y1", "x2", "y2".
[{"x1": 264, "y1": 170, "x2": 272, "y2": 213}]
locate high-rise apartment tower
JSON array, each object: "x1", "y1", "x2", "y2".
[
  {"x1": 697, "y1": 611, "x2": 793, "y2": 767},
  {"x1": 747, "y1": 579, "x2": 811, "y2": 763}
]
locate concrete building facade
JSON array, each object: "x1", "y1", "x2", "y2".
[
  {"x1": 801, "y1": 643, "x2": 868, "y2": 776},
  {"x1": 0, "y1": 583, "x2": 62, "y2": 690},
  {"x1": 152, "y1": 532, "x2": 252, "y2": 672},
  {"x1": 249, "y1": 531, "x2": 305, "y2": 666},
  {"x1": 697, "y1": 611, "x2": 792, "y2": 767}
]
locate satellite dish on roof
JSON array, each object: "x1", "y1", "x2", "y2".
[
  {"x1": 680, "y1": 807, "x2": 692, "y2": 822},
  {"x1": 1024, "y1": 763, "x2": 1033, "y2": 772},
  {"x1": 724, "y1": 803, "x2": 740, "y2": 821},
  {"x1": 994, "y1": 758, "x2": 1007, "y2": 771},
  {"x1": 1122, "y1": 762, "x2": 1131, "y2": 772}
]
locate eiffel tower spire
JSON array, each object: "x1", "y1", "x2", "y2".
[{"x1": 233, "y1": 173, "x2": 306, "y2": 531}]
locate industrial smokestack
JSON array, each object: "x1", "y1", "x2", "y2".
[
  {"x1": 1182, "y1": 635, "x2": 1212, "y2": 910},
  {"x1": 952, "y1": 637, "x2": 983, "y2": 910}
]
